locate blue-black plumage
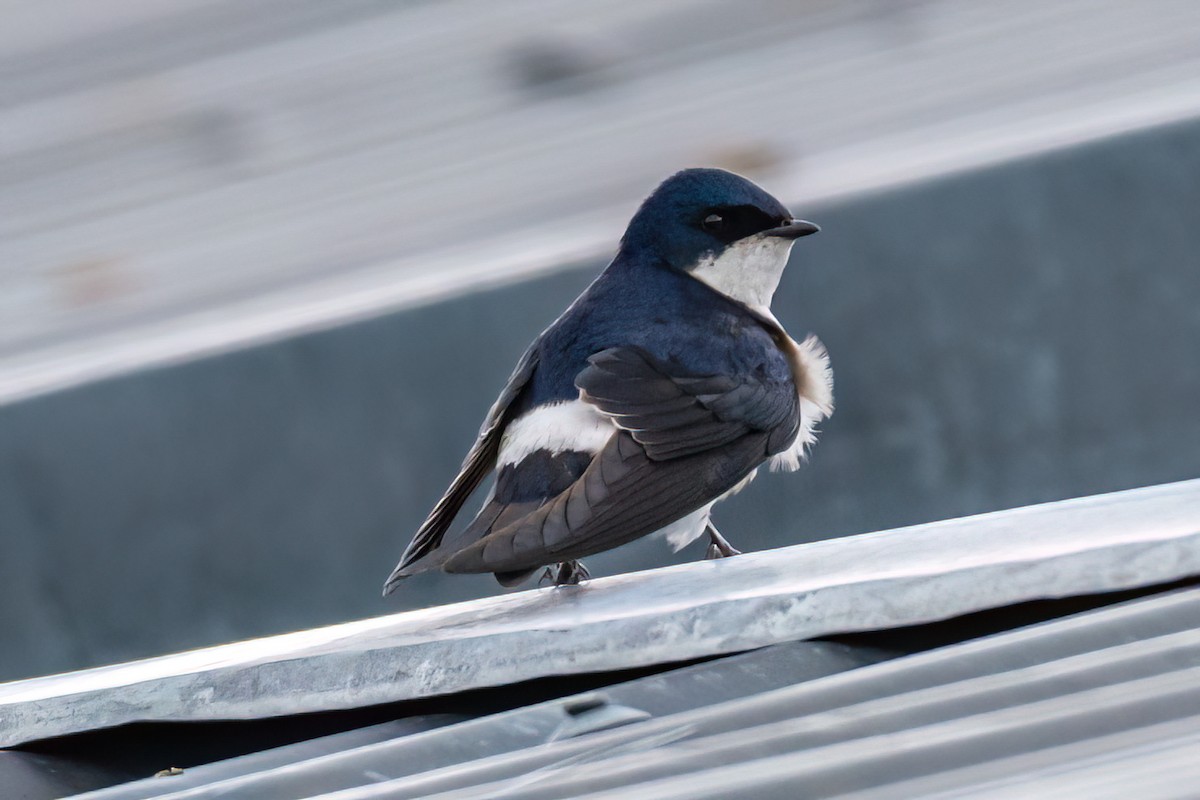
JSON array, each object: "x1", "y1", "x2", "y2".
[{"x1": 384, "y1": 168, "x2": 832, "y2": 593}]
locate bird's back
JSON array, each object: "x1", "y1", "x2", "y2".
[{"x1": 514, "y1": 254, "x2": 793, "y2": 416}]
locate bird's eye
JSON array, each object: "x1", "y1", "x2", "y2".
[{"x1": 702, "y1": 213, "x2": 724, "y2": 231}]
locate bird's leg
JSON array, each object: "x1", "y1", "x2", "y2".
[
  {"x1": 553, "y1": 559, "x2": 590, "y2": 586},
  {"x1": 704, "y1": 523, "x2": 742, "y2": 559}
]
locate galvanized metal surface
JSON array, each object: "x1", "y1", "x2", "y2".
[
  {"x1": 69, "y1": 585, "x2": 1200, "y2": 800},
  {"x1": 76, "y1": 640, "x2": 890, "y2": 800},
  {"x1": 5, "y1": 0, "x2": 1200, "y2": 403},
  {"x1": 331, "y1": 589, "x2": 1200, "y2": 800},
  {"x1": 843, "y1": 719, "x2": 1200, "y2": 799},
  {"x1": 2, "y1": 479, "x2": 1198, "y2": 748}
]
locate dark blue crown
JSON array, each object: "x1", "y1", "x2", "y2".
[{"x1": 619, "y1": 168, "x2": 792, "y2": 268}]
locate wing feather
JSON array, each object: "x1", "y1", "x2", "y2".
[
  {"x1": 577, "y1": 346, "x2": 795, "y2": 461},
  {"x1": 442, "y1": 430, "x2": 769, "y2": 574},
  {"x1": 440, "y1": 345, "x2": 799, "y2": 576}
]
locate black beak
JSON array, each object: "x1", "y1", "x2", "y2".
[{"x1": 764, "y1": 219, "x2": 820, "y2": 239}]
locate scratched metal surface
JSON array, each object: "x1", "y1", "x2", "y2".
[
  {"x1": 42, "y1": 574, "x2": 1200, "y2": 798},
  {"x1": 1, "y1": 479, "x2": 1197, "y2": 749}
]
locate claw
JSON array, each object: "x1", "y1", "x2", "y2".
[
  {"x1": 704, "y1": 524, "x2": 742, "y2": 559},
  {"x1": 553, "y1": 560, "x2": 590, "y2": 586}
]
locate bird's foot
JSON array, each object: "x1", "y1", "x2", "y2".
[
  {"x1": 542, "y1": 559, "x2": 590, "y2": 586},
  {"x1": 703, "y1": 524, "x2": 742, "y2": 560}
]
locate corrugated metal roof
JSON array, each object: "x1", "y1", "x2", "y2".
[
  {"x1": 74, "y1": 640, "x2": 892, "y2": 800},
  {"x1": 1, "y1": 479, "x2": 1198, "y2": 797},
  {"x1": 3, "y1": 478, "x2": 1197, "y2": 748},
  {"x1": 67, "y1": 586, "x2": 1200, "y2": 799}
]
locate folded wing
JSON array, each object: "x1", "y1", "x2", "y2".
[{"x1": 441, "y1": 346, "x2": 799, "y2": 575}]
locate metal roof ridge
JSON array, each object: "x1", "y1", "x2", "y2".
[{"x1": 1, "y1": 478, "x2": 1197, "y2": 746}]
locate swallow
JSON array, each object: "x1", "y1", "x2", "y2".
[{"x1": 384, "y1": 168, "x2": 832, "y2": 592}]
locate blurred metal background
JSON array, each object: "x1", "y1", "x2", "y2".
[
  {"x1": 1, "y1": 0, "x2": 1199, "y2": 681},
  {"x1": 6, "y1": 0, "x2": 1200, "y2": 402}
]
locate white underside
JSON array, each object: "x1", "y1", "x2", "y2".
[
  {"x1": 658, "y1": 468, "x2": 759, "y2": 551},
  {"x1": 657, "y1": 504, "x2": 714, "y2": 551}
]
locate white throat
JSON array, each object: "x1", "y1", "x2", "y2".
[{"x1": 687, "y1": 234, "x2": 794, "y2": 312}]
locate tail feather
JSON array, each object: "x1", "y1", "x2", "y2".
[{"x1": 381, "y1": 496, "x2": 538, "y2": 595}]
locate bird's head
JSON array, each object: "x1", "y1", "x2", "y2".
[{"x1": 619, "y1": 168, "x2": 818, "y2": 311}]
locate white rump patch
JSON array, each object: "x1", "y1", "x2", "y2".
[
  {"x1": 769, "y1": 334, "x2": 834, "y2": 472},
  {"x1": 688, "y1": 233, "x2": 795, "y2": 310},
  {"x1": 498, "y1": 400, "x2": 615, "y2": 466}
]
